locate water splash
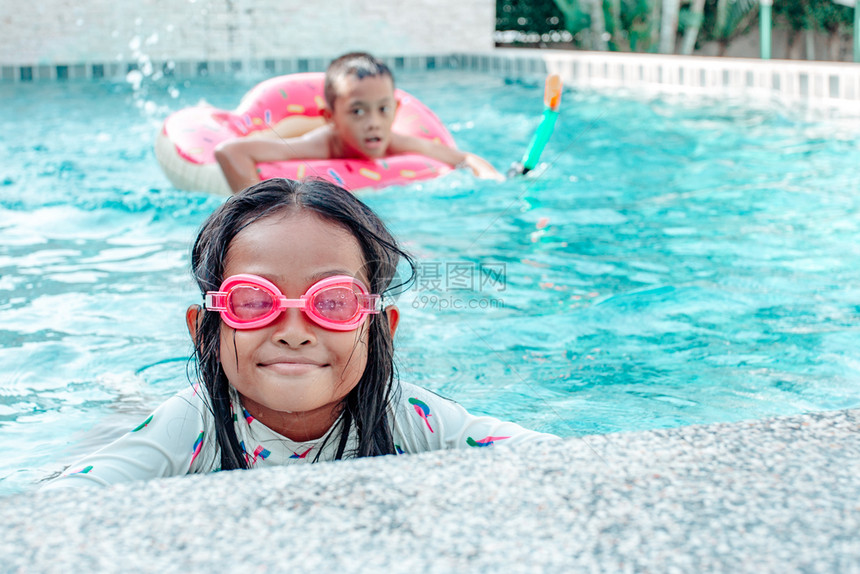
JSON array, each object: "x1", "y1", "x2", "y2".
[{"x1": 126, "y1": 32, "x2": 175, "y2": 121}]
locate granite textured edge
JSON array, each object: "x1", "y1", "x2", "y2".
[{"x1": 2, "y1": 409, "x2": 858, "y2": 573}]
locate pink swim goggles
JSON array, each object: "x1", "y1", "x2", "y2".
[{"x1": 205, "y1": 274, "x2": 381, "y2": 331}]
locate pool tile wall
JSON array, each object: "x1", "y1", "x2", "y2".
[
  {"x1": 0, "y1": 53, "x2": 474, "y2": 82},
  {"x1": 6, "y1": 42, "x2": 859, "y2": 115},
  {"x1": 485, "y1": 49, "x2": 860, "y2": 115},
  {"x1": 463, "y1": 49, "x2": 860, "y2": 113}
]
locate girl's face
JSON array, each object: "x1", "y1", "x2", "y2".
[{"x1": 216, "y1": 211, "x2": 387, "y2": 441}]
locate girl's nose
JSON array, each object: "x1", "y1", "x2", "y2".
[{"x1": 270, "y1": 308, "x2": 316, "y2": 347}]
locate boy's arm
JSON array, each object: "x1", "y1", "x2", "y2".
[
  {"x1": 214, "y1": 127, "x2": 332, "y2": 193},
  {"x1": 390, "y1": 134, "x2": 505, "y2": 181}
]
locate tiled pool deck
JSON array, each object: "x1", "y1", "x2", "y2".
[{"x1": 2, "y1": 408, "x2": 858, "y2": 572}]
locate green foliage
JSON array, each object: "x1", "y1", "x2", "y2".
[
  {"x1": 496, "y1": 0, "x2": 653, "y2": 50},
  {"x1": 773, "y1": 0, "x2": 854, "y2": 34},
  {"x1": 618, "y1": 0, "x2": 656, "y2": 51},
  {"x1": 774, "y1": 0, "x2": 807, "y2": 30},
  {"x1": 496, "y1": 0, "x2": 568, "y2": 34},
  {"x1": 554, "y1": 0, "x2": 592, "y2": 35},
  {"x1": 496, "y1": 0, "x2": 856, "y2": 54},
  {"x1": 814, "y1": 2, "x2": 851, "y2": 33},
  {"x1": 692, "y1": 0, "x2": 758, "y2": 45},
  {"x1": 679, "y1": 7, "x2": 705, "y2": 33},
  {"x1": 716, "y1": 0, "x2": 760, "y2": 40}
]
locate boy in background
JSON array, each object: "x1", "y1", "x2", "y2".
[{"x1": 215, "y1": 52, "x2": 503, "y2": 193}]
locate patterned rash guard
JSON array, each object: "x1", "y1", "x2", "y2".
[{"x1": 45, "y1": 382, "x2": 559, "y2": 489}]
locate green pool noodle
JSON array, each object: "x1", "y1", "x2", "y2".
[
  {"x1": 516, "y1": 74, "x2": 562, "y2": 175},
  {"x1": 521, "y1": 107, "x2": 560, "y2": 172}
]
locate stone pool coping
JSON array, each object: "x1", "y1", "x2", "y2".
[{"x1": 2, "y1": 409, "x2": 858, "y2": 572}]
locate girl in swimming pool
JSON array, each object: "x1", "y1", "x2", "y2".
[{"x1": 47, "y1": 178, "x2": 556, "y2": 487}]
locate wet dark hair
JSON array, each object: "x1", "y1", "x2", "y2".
[
  {"x1": 324, "y1": 52, "x2": 394, "y2": 111},
  {"x1": 189, "y1": 177, "x2": 414, "y2": 470}
]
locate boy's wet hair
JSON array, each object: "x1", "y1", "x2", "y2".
[
  {"x1": 324, "y1": 52, "x2": 394, "y2": 110},
  {"x1": 189, "y1": 177, "x2": 414, "y2": 470}
]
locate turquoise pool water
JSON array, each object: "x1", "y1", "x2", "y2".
[{"x1": 2, "y1": 70, "x2": 860, "y2": 496}]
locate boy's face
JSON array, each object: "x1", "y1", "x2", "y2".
[{"x1": 325, "y1": 73, "x2": 397, "y2": 159}]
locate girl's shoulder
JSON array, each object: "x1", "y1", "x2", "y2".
[
  {"x1": 390, "y1": 381, "x2": 485, "y2": 432},
  {"x1": 395, "y1": 381, "x2": 455, "y2": 406},
  {"x1": 160, "y1": 383, "x2": 215, "y2": 420},
  {"x1": 392, "y1": 381, "x2": 478, "y2": 427},
  {"x1": 390, "y1": 382, "x2": 559, "y2": 453},
  {"x1": 43, "y1": 383, "x2": 218, "y2": 489}
]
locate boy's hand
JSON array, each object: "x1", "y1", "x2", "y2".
[{"x1": 461, "y1": 153, "x2": 505, "y2": 182}]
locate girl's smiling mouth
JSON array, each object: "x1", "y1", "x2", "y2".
[{"x1": 260, "y1": 358, "x2": 327, "y2": 375}]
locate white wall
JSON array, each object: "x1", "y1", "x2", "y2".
[{"x1": 0, "y1": 0, "x2": 495, "y2": 68}]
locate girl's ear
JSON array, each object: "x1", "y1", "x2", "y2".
[
  {"x1": 384, "y1": 305, "x2": 400, "y2": 338},
  {"x1": 186, "y1": 305, "x2": 203, "y2": 340},
  {"x1": 322, "y1": 105, "x2": 333, "y2": 123}
]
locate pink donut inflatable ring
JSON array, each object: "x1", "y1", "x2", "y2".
[{"x1": 155, "y1": 72, "x2": 457, "y2": 195}]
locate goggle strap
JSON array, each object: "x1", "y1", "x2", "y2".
[
  {"x1": 360, "y1": 294, "x2": 382, "y2": 313},
  {"x1": 204, "y1": 292, "x2": 227, "y2": 311}
]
